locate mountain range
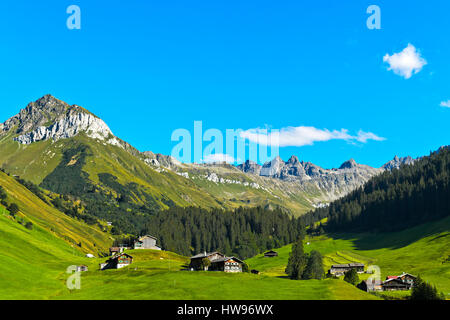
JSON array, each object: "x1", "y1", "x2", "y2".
[{"x1": 0, "y1": 95, "x2": 419, "y2": 224}]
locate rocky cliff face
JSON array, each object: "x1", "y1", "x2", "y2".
[
  {"x1": 1, "y1": 95, "x2": 121, "y2": 147},
  {"x1": 237, "y1": 160, "x2": 262, "y2": 175},
  {"x1": 382, "y1": 155, "x2": 415, "y2": 170},
  {"x1": 236, "y1": 154, "x2": 383, "y2": 199}
]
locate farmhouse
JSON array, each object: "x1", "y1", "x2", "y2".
[
  {"x1": 397, "y1": 273, "x2": 416, "y2": 286},
  {"x1": 134, "y1": 235, "x2": 161, "y2": 250},
  {"x1": 190, "y1": 252, "x2": 225, "y2": 271},
  {"x1": 264, "y1": 250, "x2": 278, "y2": 258},
  {"x1": 381, "y1": 278, "x2": 411, "y2": 291},
  {"x1": 328, "y1": 263, "x2": 365, "y2": 276},
  {"x1": 210, "y1": 257, "x2": 244, "y2": 273},
  {"x1": 100, "y1": 253, "x2": 133, "y2": 270},
  {"x1": 189, "y1": 251, "x2": 243, "y2": 273},
  {"x1": 380, "y1": 272, "x2": 416, "y2": 291}
]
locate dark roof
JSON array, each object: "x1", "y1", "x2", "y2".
[
  {"x1": 211, "y1": 256, "x2": 244, "y2": 264},
  {"x1": 137, "y1": 235, "x2": 158, "y2": 241},
  {"x1": 264, "y1": 250, "x2": 278, "y2": 254},
  {"x1": 331, "y1": 263, "x2": 364, "y2": 268},
  {"x1": 399, "y1": 272, "x2": 416, "y2": 278},
  {"x1": 383, "y1": 278, "x2": 409, "y2": 285},
  {"x1": 114, "y1": 253, "x2": 133, "y2": 259},
  {"x1": 190, "y1": 251, "x2": 224, "y2": 259}
]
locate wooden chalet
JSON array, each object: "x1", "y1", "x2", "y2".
[
  {"x1": 328, "y1": 263, "x2": 365, "y2": 276},
  {"x1": 189, "y1": 252, "x2": 225, "y2": 271},
  {"x1": 382, "y1": 278, "x2": 411, "y2": 291},
  {"x1": 134, "y1": 235, "x2": 161, "y2": 250},
  {"x1": 379, "y1": 272, "x2": 416, "y2": 291},
  {"x1": 210, "y1": 257, "x2": 244, "y2": 273},
  {"x1": 264, "y1": 250, "x2": 278, "y2": 258},
  {"x1": 100, "y1": 253, "x2": 133, "y2": 270},
  {"x1": 397, "y1": 273, "x2": 416, "y2": 286},
  {"x1": 189, "y1": 251, "x2": 243, "y2": 273}
]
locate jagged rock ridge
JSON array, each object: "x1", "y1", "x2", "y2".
[{"x1": 1, "y1": 94, "x2": 121, "y2": 147}]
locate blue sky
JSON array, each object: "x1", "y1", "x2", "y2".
[{"x1": 0, "y1": 1, "x2": 449, "y2": 168}]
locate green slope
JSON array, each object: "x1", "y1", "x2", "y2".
[
  {"x1": 246, "y1": 216, "x2": 450, "y2": 297},
  {"x1": 0, "y1": 170, "x2": 112, "y2": 254},
  {"x1": 0, "y1": 170, "x2": 115, "y2": 299}
]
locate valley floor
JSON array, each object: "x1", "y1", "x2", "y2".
[{"x1": 1, "y1": 215, "x2": 448, "y2": 300}]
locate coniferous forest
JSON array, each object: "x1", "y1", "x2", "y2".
[
  {"x1": 142, "y1": 206, "x2": 306, "y2": 259},
  {"x1": 306, "y1": 147, "x2": 450, "y2": 232}
]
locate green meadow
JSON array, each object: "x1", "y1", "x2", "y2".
[
  {"x1": 247, "y1": 215, "x2": 450, "y2": 298},
  {"x1": 51, "y1": 250, "x2": 378, "y2": 300}
]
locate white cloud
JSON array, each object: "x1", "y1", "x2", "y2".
[
  {"x1": 383, "y1": 44, "x2": 427, "y2": 79},
  {"x1": 355, "y1": 130, "x2": 386, "y2": 143},
  {"x1": 440, "y1": 100, "x2": 450, "y2": 108},
  {"x1": 240, "y1": 126, "x2": 385, "y2": 147},
  {"x1": 202, "y1": 153, "x2": 237, "y2": 163}
]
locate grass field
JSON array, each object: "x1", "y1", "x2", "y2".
[
  {"x1": 246, "y1": 216, "x2": 450, "y2": 298},
  {"x1": 51, "y1": 250, "x2": 379, "y2": 300}
]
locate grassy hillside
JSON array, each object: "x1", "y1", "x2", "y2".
[
  {"x1": 0, "y1": 169, "x2": 112, "y2": 298},
  {"x1": 0, "y1": 170, "x2": 112, "y2": 254},
  {"x1": 246, "y1": 216, "x2": 450, "y2": 297}
]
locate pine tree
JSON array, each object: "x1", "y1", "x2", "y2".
[
  {"x1": 343, "y1": 268, "x2": 359, "y2": 286},
  {"x1": 411, "y1": 275, "x2": 444, "y2": 300},
  {"x1": 285, "y1": 236, "x2": 308, "y2": 280},
  {"x1": 303, "y1": 250, "x2": 324, "y2": 280}
]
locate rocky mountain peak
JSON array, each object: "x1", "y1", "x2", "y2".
[
  {"x1": 1, "y1": 95, "x2": 122, "y2": 147},
  {"x1": 339, "y1": 159, "x2": 357, "y2": 169},
  {"x1": 237, "y1": 160, "x2": 262, "y2": 175},
  {"x1": 382, "y1": 155, "x2": 415, "y2": 170},
  {"x1": 287, "y1": 155, "x2": 300, "y2": 165}
]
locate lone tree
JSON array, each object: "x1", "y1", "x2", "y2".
[
  {"x1": 285, "y1": 236, "x2": 308, "y2": 280},
  {"x1": 343, "y1": 268, "x2": 359, "y2": 286},
  {"x1": 8, "y1": 203, "x2": 19, "y2": 217},
  {"x1": 303, "y1": 250, "x2": 324, "y2": 280},
  {"x1": 411, "y1": 275, "x2": 445, "y2": 300},
  {"x1": 201, "y1": 258, "x2": 211, "y2": 271}
]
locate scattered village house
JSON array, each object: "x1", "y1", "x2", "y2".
[
  {"x1": 381, "y1": 273, "x2": 416, "y2": 291},
  {"x1": 134, "y1": 235, "x2": 161, "y2": 250},
  {"x1": 264, "y1": 250, "x2": 278, "y2": 258},
  {"x1": 328, "y1": 263, "x2": 365, "y2": 276},
  {"x1": 100, "y1": 253, "x2": 133, "y2": 270},
  {"x1": 190, "y1": 252, "x2": 244, "y2": 273},
  {"x1": 381, "y1": 278, "x2": 411, "y2": 291},
  {"x1": 359, "y1": 272, "x2": 416, "y2": 292}
]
